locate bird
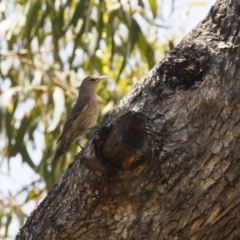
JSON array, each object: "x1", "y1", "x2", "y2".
[{"x1": 52, "y1": 75, "x2": 107, "y2": 166}]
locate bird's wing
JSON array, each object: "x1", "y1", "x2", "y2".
[{"x1": 57, "y1": 96, "x2": 92, "y2": 143}]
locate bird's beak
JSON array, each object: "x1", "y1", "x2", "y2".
[{"x1": 97, "y1": 75, "x2": 108, "y2": 81}]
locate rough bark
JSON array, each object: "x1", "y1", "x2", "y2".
[{"x1": 16, "y1": 0, "x2": 240, "y2": 239}]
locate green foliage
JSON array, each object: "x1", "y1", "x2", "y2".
[{"x1": 0, "y1": 0, "x2": 209, "y2": 238}]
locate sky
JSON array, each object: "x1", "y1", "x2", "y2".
[{"x1": 0, "y1": 0, "x2": 216, "y2": 239}]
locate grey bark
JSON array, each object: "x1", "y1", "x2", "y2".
[{"x1": 16, "y1": 0, "x2": 240, "y2": 239}]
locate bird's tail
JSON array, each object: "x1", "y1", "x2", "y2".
[
  {"x1": 52, "y1": 136, "x2": 75, "y2": 167},
  {"x1": 52, "y1": 147, "x2": 63, "y2": 167}
]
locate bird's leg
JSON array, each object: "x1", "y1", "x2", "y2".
[
  {"x1": 87, "y1": 126, "x2": 98, "y2": 138},
  {"x1": 75, "y1": 127, "x2": 96, "y2": 149}
]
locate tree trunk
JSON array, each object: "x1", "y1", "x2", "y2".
[{"x1": 16, "y1": 0, "x2": 240, "y2": 239}]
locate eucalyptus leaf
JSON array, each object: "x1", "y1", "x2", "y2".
[{"x1": 148, "y1": 0, "x2": 158, "y2": 18}]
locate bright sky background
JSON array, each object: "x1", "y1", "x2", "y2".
[{"x1": 1, "y1": 0, "x2": 216, "y2": 239}]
